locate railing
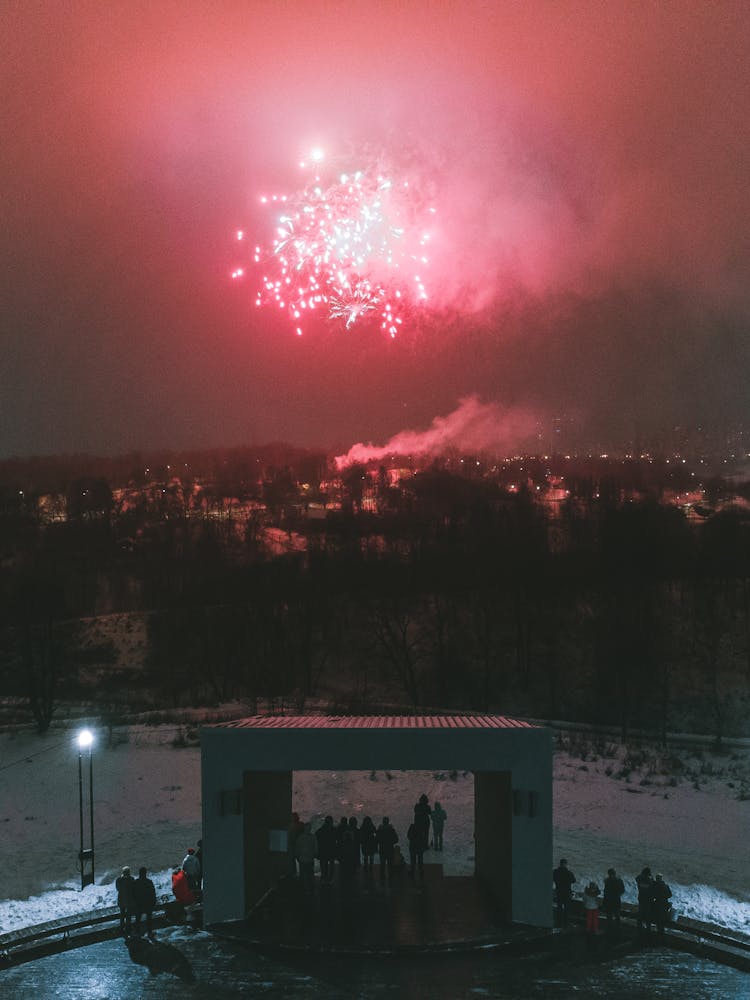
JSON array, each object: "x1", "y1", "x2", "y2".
[{"x1": 0, "y1": 894, "x2": 199, "y2": 967}]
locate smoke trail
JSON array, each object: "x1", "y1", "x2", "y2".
[{"x1": 335, "y1": 396, "x2": 539, "y2": 468}]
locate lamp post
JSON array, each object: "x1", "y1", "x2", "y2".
[{"x1": 77, "y1": 729, "x2": 95, "y2": 890}]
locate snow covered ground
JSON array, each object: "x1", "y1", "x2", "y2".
[{"x1": 0, "y1": 725, "x2": 748, "y2": 936}]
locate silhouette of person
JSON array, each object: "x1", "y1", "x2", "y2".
[
  {"x1": 407, "y1": 821, "x2": 425, "y2": 878},
  {"x1": 652, "y1": 874, "x2": 673, "y2": 939},
  {"x1": 295, "y1": 821, "x2": 317, "y2": 895},
  {"x1": 347, "y1": 816, "x2": 362, "y2": 867},
  {"x1": 376, "y1": 817, "x2": 398, "y2": 884},
  {"x1": 603, "y1": 868, "x2": 625, "y2": 936},
  {"x1": 132, "y1": 866, "x2": 157, "y2": 939},
  {"x1": 182, "y1": 848, "x2": 201, "y2": 893},
  {"x1": 360, "y1": 816, "x2": 377, "y2": 872},
  {"x1": 116, "y1": 866, "x2": 135, "y2": 937},
  {"x1": 315, "y1": 815, "x2": 337, "y2": 884},
  {"x1": 195, "y1": 839, "x2": 203, "y2": 889},
  {"x1": 552, "y1": 859, "x2": 576, "y2": 928},
  {"x1": 339, "y1": 829, "x2": 359, "y2": 887},
  {"x1": 287, "y1": 812, "x2": 304, "y2": 877},
  {"x1": 636, "y1": 866, "x2": 654, "y2": 940},
  {"x1": 431, "y1": 801, "x2": 447, "y2": 850},
  {"x1": 413, "y1": 794, "x2": 431, "y2": 850},
  {"x1": 335, "y1": 817, "x2": 349, "y2": 862}
]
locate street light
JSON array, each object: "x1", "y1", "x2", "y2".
[{"x1": 77, "y1": 729, "x2": 95, "y2": 890}]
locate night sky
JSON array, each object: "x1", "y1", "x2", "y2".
[{"x1": 2, "y1": 2, "x2": 748, "y2": 458}]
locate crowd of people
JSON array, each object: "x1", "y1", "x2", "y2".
[
  {"x1": 288, "y1": 795, "x2": 448, "y2": 894},
  {"x1": 553, "y1": 858, "x2": 673, "y2": 946},
  {"x1": 115, "y1": 841, "x2": 203, "y2": 938},
  {"x1": 116, "y1": 821, "x2": 676, "y2": 952}
]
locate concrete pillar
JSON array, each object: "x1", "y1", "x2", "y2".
[
  {"x1": 242, "y1": 770, "x2": 292, "y2": 910},
  {"x1": 474, "y1": 770, "x2": 512, "y2": 919}
]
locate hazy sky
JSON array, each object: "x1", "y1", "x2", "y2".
[{"x1": 2, "y1": 1, "x2": 748, "y2": 457}]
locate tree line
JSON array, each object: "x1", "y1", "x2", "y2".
[{"x1": 0, "y1": 462, "x2": 748, "y2": 738}]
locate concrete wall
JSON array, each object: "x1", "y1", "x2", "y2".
[
  {"x1": 475, "y1": 771, "x2": 512, "y2": 919},
  {"x1": 242, "y1": 770, "x2": 292, "y2": 907},
  {"x1": 201, "y1": 724, "x2": 552, "y2": 927},
  {"x1": 509, "y1": 731, "x2": 553, "y2": 927}
]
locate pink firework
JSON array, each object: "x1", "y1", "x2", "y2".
[{"x1": 233, "y1": 150, "x2": 434, "y2": 337}]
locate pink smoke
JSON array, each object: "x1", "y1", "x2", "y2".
[{"x1": 335, "y1": 396, "x2": 539, "y2": 468}]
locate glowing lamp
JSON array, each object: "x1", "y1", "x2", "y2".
[{"x1": 77, "y1": 729, "x2": 93, "y2": 749}]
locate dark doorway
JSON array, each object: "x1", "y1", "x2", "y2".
[
  {"x1": 242, "y1": 770, "x2": 292, "y2": 909},
  {"x1": 474, "y1": 770, "x2": 512, "y2": 919}
]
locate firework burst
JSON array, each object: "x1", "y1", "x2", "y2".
[{"x1": 233, "y1": 149, "x2": 434, "y2": 337}]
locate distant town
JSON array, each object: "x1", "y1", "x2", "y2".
[{"x1": 1, "y1": 420, "x2": 749, "y2": 532}]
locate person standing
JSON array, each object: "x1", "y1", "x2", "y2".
[
  {"x1": 552, "y1": 859, "x2": 576, "y2": 928},
  {"x1": 407, "y1": 821, "x2": 425, "y2": 879},
  {"x1": 315, "y1": 815, "x2": 337, "y2": 884},
  {"x1": 195, "y1": 839, "x2": 203, "y2": 889},
  {"x1": 431, "y1": 801, "x2": 447, "y2": 851},
  {"x1": 172, "y1": 866, "x2": 195, "y2": 906},
  {"x1": 295, "y1": 821, "x2": 317, "y2": 895},
  {"x1": 360, "y1": 816, "x2": 377, "y2": 872},
  {"x1": 287, "y1": 812, "x2": 305, "y2": 877},
  {"x1": 335, "y1": 816, "x2": 349, "y2": 866},
  {"x1": 339, "y1": 829, "x2": 359, "y2": 888},
  {"x1": 115, "y1": 866, "x2": 135, "y2": 937},
  {"x1": 652, "y1": 874, "x2": 673, "y2": 939},
  {"x1": 348, "y1": 816, "x2": 362, "y2": 867},
  {"x1": 376, "y1": 817, "x2": 398, "y2": 884},
  {"x1": 413, "y1": 794, "x2": 431, "y2": 851},
  {"x1": 132, "y1": 867, "x2": 157, "y2": 939},
  {"x1": 636, "y1": 866, "x2": 654, "y2": 940},
  {"x1": 182, "y1": 848, "x2": 201, "y2": 894},
  {"x1": 603, "y1": 868, "x2": 625, "y2": 936},
  {"x1": 583, "y1": 881, "x2": 601, "y2": 949}
]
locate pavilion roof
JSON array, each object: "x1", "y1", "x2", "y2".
[{"x1": 215, "y1": 714, "x2": 535, "y2": 730}]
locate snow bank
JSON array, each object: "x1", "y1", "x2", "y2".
[
  {"x1": 0, "y1": 870, "x2": 174, "y2": 935},
  {"x1": 670, "y1": 883, "x2": 750, "y2": 933}
]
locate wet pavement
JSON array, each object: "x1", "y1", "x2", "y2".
[
  {"x1": 315, "y1": 944, "x2": 750, "y2": 999},
  {"x1": 1, "y1": 926, "x2": 749, "y2": 999}
]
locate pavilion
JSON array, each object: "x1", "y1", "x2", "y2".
[{"x1": 200, "y1": 714, "x2": 552, "y2": 929}]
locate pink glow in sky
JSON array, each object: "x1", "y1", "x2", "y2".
[{"x1": 1, "y1": 2, "x2": 748, "y2": 455}]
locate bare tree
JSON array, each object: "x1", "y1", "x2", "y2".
[
  {"x1": 370, "y1": 594, "x2": 424, "y2": 706},
  {"x1": 21, "y1": 619, "x2": 69, "y2": 733}
]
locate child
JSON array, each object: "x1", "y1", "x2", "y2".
[{"x1": 583, "y1": 880, "x2": 600, "y2": 947}]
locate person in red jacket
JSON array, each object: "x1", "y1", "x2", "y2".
[{"x1": 171, "y1": 866, "x2": 195, "y2": 906}]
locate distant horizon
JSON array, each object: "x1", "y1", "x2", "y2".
[{"x1": 1, "y1": 430, "x2": 749, "y2": 472}]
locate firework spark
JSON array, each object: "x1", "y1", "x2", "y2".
[{"x1": 233, "y1": 150, "x2": 434, "y2": 337}]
